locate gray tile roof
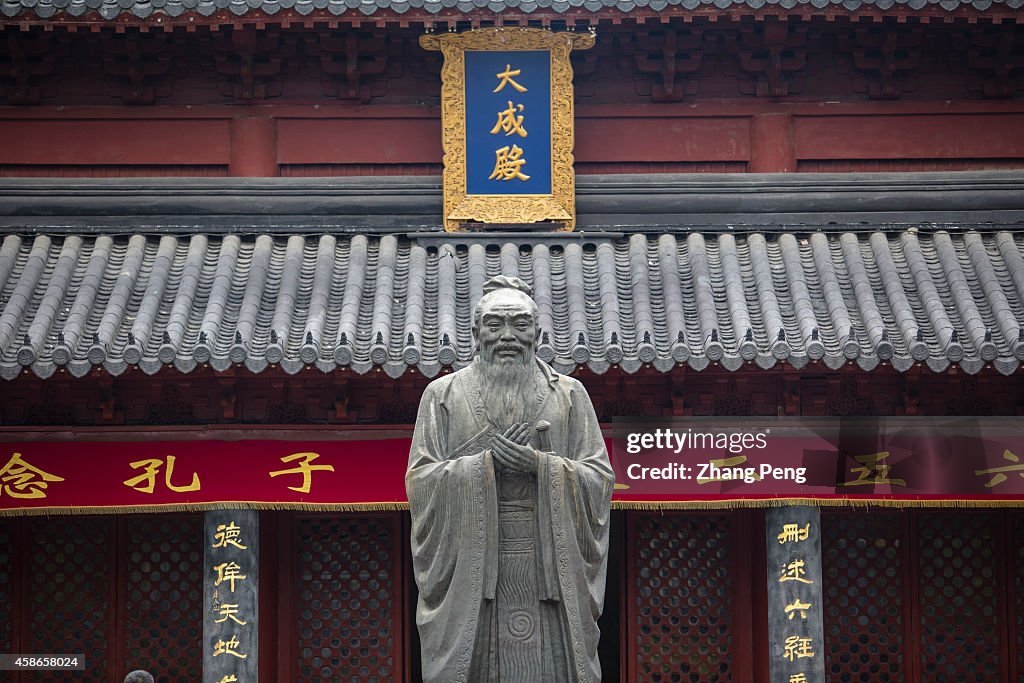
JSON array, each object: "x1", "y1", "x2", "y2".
[
  {"x1": 2, "y1": 0, "x2": 1020, "y2": 19},
  {"x1": 1, "y1": 229, "x2": 1022, "y2": 381}
]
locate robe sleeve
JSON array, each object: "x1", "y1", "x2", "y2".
[
  {"x1": 536, "y1": 376, "x2": 614, "y2": 682},
  {"x1": 405, "y1": 380, "x2": 499, "y2": 683}
]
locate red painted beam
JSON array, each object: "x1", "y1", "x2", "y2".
[
  {"x1": 276, "y1": 117, "x2": 442, "y2": 165},
  {"x1": 794, "y1": 113, "x2": 1024, "y2": 160},
  {"x1": 748, "y1": 112, "x2": 795, "y2": 172},
  {"x1": 4, "y1": 106, "x2": 1024, "y2": 173},
  {"x1": 278, "y1": 115, "x2": 751, "y2": 165},
  {"x1": 576, "y1": 116, "x2": 750, "y2": 163},
  {"x1": 230, "y1": 116, "x2": 279, "y2": 177},
  {"x1": 0, "y1": 119, "x2": 230, "y2": 165}
]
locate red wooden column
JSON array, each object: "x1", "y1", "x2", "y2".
[
  {"x1": 748, "y1": 113, "x2": 796, "y2": 173},
  {"x1": 230, "y1": 117, "x2": 279, "y2": 177}
]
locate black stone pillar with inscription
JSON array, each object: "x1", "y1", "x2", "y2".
[
  {"x1": 766, "y1": 506, "x2": 826, "y2": 683},
  {"x1": 204, "y1": 510, "x2": 258, "y2": 683}
]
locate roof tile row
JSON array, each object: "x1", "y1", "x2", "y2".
[
  {"x1": 0, "y1": 230, "x2": 1022, "y2": 381},
  {"x1": 3, "y1": 0, "x2": 1019, "y2": 19}
]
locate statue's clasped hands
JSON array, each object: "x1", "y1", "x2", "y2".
[{"x1": 492, "y1": 423, "x2": 538, "y2": 473}]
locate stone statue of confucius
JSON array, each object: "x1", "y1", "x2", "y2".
[{"x1": 407, "y1": 275, "x2": 614, "y2": 683}]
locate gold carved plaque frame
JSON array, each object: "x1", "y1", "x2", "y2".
[{"x1": 420, "y1": 28, "x2": 594, "y2": 232}]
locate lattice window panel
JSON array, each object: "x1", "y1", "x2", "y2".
[
  {"x1": 28, "y1": 516, "x2": 111, "y2": 682},
  {"x1": 0, "y1": 519, "x2": 12, "y2": 654},
  {"x1": 917, "y1": 512, "x2": 1000, "y2": 682},
  {"x1": 295, "y1": 515, "x2": 398, "y2": 682},
  {"x1": 821, "y1": 511, "x2": 904, "y2": 682},
  {"x1": 123, "y1": 515, "x2": 203, "y2": 681},
  {"x1": 630, "y1": 513, "x2": 733, "y2": 683}
]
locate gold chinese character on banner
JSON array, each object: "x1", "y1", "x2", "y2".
[
  {"x1": 489, "y1": 145, "x2": 531, "y2": 182},
  {"x1": 779, "y1": 559, "x2": 814, "y2": 584},
  {"x1": 789, "y1": 674, "x2": 808, "y2": 683},
  {"x1": 213, "y1": 561, "x2": 247, "y2": 592},
  {"x1": 782, "y1": 635, "x2": 815, "y2": 661},
  {"x1": 491, "y1": 101, "x2": 528, "y2": 138},
  {"x1": 777, "y1": 522, "x2": 811, "y2": 544},
  {"x1": 215, "y1": 676, "x2": 238, "y2": 683},
  {"x1": 212, "y1": 634, "x2": 248, "y2": 659},
  {"x1": 493, "y1": 64, "x2": 527, "y2": 93},
  {"x1": 784, "y1": 598, "x2": 812, "y2": 620},
  {"x1": 212, "y1": 521, "x2": 248, "y2": 550},
  {"x1": 123, "y1": 455, "x2": 200, "y2": 494},
  {"x1": 269, "y1": 452, "x2": 335, "y2": 494},
  {"x1": 839, "y1": 451, "x2": 907, "y2": 487},
  {"x1": 975, "y1": 449, "x2": 1024, "y2": 488},
  {"x1": 0, "y1": 452, "x2": 64, "y2": 499}
]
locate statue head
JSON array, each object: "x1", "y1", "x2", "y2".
[{"x1": 472, "y1": 275, "x2": 539, "y2": 369}]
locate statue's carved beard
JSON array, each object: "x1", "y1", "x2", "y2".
[{"x1": 476, "y1": 343, "x2": 538, "y2": 428}]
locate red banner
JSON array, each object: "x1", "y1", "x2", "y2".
[
  {"x1": 610, "y1": 417, "x2": 1024, "y2": 507},
  {"x1": 0, "y1": 439, "x2": 411, "y2": 514},
  {"x1": 1, "y1": 418, "x2": 1023, "y2": 514}
]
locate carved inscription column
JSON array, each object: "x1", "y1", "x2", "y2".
[
  {"x1": 204, "y1": 510, "x2": 258, "y2": 683},
  {"x1": 766, "y1": 506, "x2": 825, "y2": 683}
]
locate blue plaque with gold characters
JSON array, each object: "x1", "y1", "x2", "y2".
[{"x1": 420, "y1": 28, "x2": 594, "y2": 231}]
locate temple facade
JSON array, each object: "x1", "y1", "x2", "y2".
[{"x1": 1, "y1": 0, "x2": 1023, "y2": 679}]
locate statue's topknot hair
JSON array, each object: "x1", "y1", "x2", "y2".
[{"x1": 482, "y1": 275, "x2": 533, "y2": 298}]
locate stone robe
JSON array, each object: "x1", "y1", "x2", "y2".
[{"x1": 407, "y1": 359, "x2": 613, "y2": 683}]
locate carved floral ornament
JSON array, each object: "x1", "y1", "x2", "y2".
[{"x1": 420, "y1": 28, "x2": 595, "y2": 232}]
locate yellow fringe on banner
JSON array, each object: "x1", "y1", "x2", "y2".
[
  {"x1": 0, "y1": 501, "x2": 411, "y2": 517},
  {"x1": 1, "y1": 497, "x2": 1022, "y2": 517},
  {"x1": 610, "y1": 498, "x2": 1024, "y2": 510}
]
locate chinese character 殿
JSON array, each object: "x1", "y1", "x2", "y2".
[{"x1": 489, "y1": 145, "x2": 531, "y2": 182}]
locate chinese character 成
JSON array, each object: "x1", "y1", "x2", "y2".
[
  {"x1": 213, "y1": 561, "x2": 247, "y2": 592},
  {"x1": 268, "y1": 452, "x2": 335, "y2": 494},
  {"x1": 123, "y1": 455, "x2": 200, "y2": 494},
  {"x1": 490, "y1": 101, "x2": 528, "y2": 138},
  {"x1": 975, "y1": 449, "x2": 1024, "y2": 488},
  {"x1": 839, "y1": 451, "x2": 907, "y2": 487},
  {"x1": 493, "y1": 64, "x2": 527, "y2": 93},
  {"x1": 489, "y1": 145, "x2": 530, "y2": 182},
  {"x1": 777, "y1": 522, "x2": 811, "y2": 544},
  {"x1": 0, "y1": 452, "x2": 64, "y2": 499},
  {"x1": 212, "y1": 521, "x2": 248, "y2": 550}
]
